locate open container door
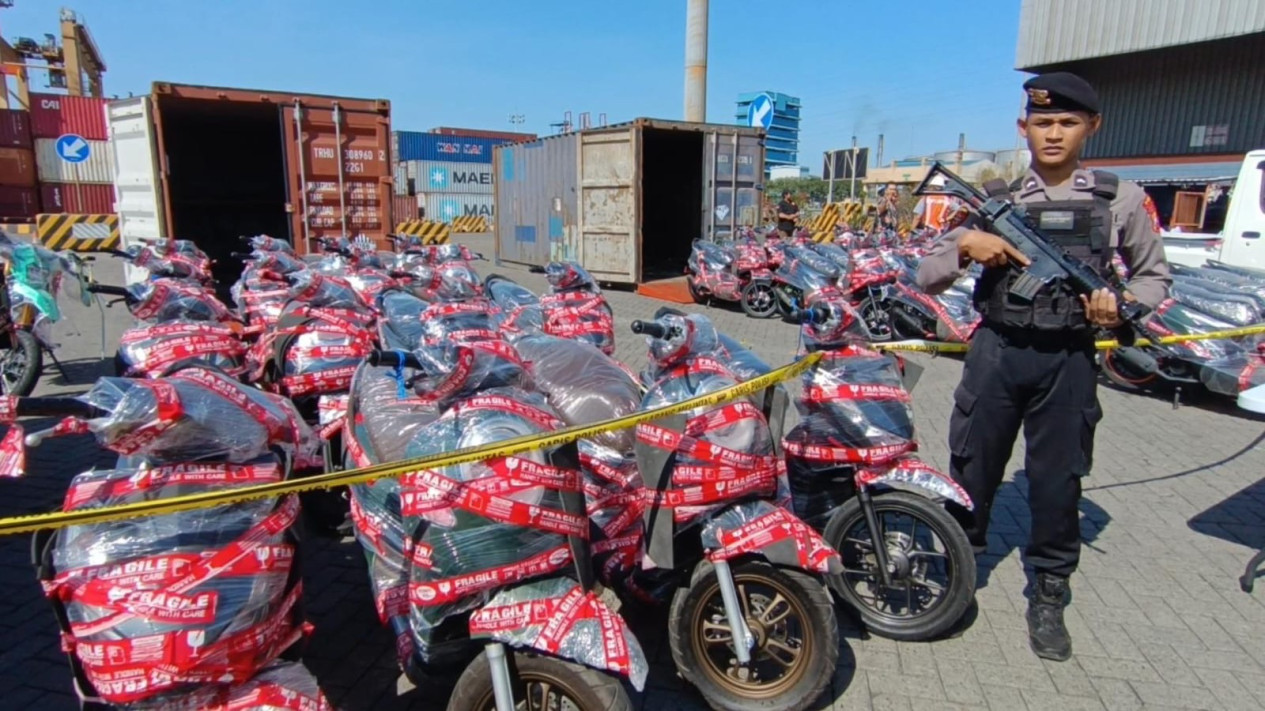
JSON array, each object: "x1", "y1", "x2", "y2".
[
  {"x1": 577, "y1": 127, "x2": 639, "y2": 283},
  {"x1": 106, "y1": 97, "x2": 166, "y2": 285},
  {"x1": 703, "y1": 131, "x2": 765, "y2": 243},
  {"x1": 281, "y1": 99, "x2": 392, "y2": 255}
]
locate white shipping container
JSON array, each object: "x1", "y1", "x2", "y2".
[
  {"x1": 409, "y1": 160, "x2": 494, "y2": 194},
  {"x1": 34, "y1": 137, "x2": 115, "y2": 184},
  {"x1": 425, "y1": 193, "x2": 495, "y2": 224}
]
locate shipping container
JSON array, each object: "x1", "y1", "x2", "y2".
[
  {"x1": 391, "y1": 193, "x2": 420, "y2": 225},
  {"x1": 39, "y1": 182, "x2": 115, "y2": 214},
  {"x1": 35, "y1": 137, "x2": 114, "y2": 183},
  {"x1": 393, "y1": 161, "x2": 410, "y2": 196},
  {"x1": 423, "y1": 193, "x2": 494, "y2": 224},
  {"x1": 0, "y1": 186, "x2": 38, "y2": 219},
  {"x1": 0, "y1": 147, "x2": 36, "y2": 188},
  {"x1": 0, "y1": 110, "x2": 31, "y2": 148},
  {"x1": 28, "y1": 92, "x2": 109, "y2": 140},
  {"x1": 106, "y1": 82, "x2": 392, "y2": 286},
  {"x1": 494, "y1": 118, "x2": 766, "y2": 284},
  {"x1": 430, "y1": 127, "x2": 537, "y2": 142},
  {"x1": 409, "y1": 160, "x2": 494, "y2": 194},
  {"x1": 393, "y1": 131, "x2": 511, "y2": 164}
]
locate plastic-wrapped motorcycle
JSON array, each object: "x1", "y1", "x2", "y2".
[
  {"x1": 782, "y1": 298, "x2": 977, "y2": 640},
  {"x1": 343, "y1": 344, "x2": 647, "y2": 711},
  {"x1": 630, "y1": 311, "x2": 842, "y2": 711}
]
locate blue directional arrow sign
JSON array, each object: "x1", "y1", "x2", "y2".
[
  {"x1": 747, "y1": 94, "x2": 774, "y2": 131},
  {"x1": 55, "y1": 134, "x2": 91, "y2": 164}
]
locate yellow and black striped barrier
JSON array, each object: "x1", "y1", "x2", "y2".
[
  {"x1": 451, "y1": 215, "x2": 489, "y2": 233},
  {"x1": 36, "y1": 213, "x2": 120, "y2": 252},
  {"x1": 393, "y1": 219, "x2": 451, "y2": 245},
  {"x1": 0, "y1": 352, "x2": 823, "y2": 535}
]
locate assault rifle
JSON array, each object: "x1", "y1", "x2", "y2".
[{"x1": 914, "y1": 161, "x2": 1150, "y2": 345}]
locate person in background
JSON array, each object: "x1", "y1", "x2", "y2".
[
  {"x1": 876, "y1": 183, "x2": 901, "y2": 232},
  {"x1": 916, "y1": 71, "x2": 1170, "y2": 662},
  {"x1": 776, "y1": 190, "x2": 800, "y2": 238},
  {"x1": 914, "y1": 176, "x2": 965, "y2": 235}
]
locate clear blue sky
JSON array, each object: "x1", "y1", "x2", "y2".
[{"x1": 5, "y1": 0, "x2": 1029, "y2": 168}]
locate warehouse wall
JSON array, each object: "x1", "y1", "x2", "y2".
[{"x1": 1059, "y1": 34, "x2": 1265, "y2": 160}]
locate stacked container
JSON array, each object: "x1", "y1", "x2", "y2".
[
  {"x1": 0, "y1": 108, "x2": 37, "y2": 219},
  {"x1": 29, "y1": 92, "x2": 115, "y2": 214},
  {"x1": 391, "y1": 130, "x2": 512, "y2": 229}
]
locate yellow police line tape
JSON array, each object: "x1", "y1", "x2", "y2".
[
  {"x1": 874, "y1": 323, "x2": 1265, "y2": 355},
  {"x1": 0, "y1": 352, "x2": 824, "y2": 536}
]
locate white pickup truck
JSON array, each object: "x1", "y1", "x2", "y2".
[{"x1": 1162, "y1": 149, "x2": 1265, "y2": 271}]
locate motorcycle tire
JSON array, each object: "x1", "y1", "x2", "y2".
[
  {"x1": 446, "y1": 648, "x2": 633, "y2": 711},
  {"x1": 1101, "y1": 350, "x2": 1158, "y2": 391},
  {"x1": 1, "y1": 329, "x2": 41, "y2": 396},
  {"x1": 740, "y1": 282, "x2": 779, "y2": 319},
  {"x1": 857, "y1": 296, "x2": 893, "y2": 342},
  {"x1": 824, "y1": 491, "x2": 976, "y2": 641},
  {"x1": 669, "y1": 559, "x2": 837, "y2": 711},
  {"x1": 688, "y1": 278, "x2": 706, "y2": 304}
]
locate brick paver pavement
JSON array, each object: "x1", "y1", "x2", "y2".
[{"x1": 2, "y1": 238, "x2": 1263, "y2": 710}]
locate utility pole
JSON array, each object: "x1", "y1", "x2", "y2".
[
  {"x1": 825, "y1": 151, "x2": 836, "y2": 204},
  {"x1": 849, "y1": 135, "x2": 858, "y2": 200}
]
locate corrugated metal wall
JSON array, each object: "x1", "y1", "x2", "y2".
[
  {"x1": 1078, "y1": 34, "x2": 1265, "y2": 159},
  {"x1": 493, "y1": 134, "x2": 578, "y2": 267},
  {"x1": 1017, "y1": 0, "x2": 1265, "y2": 69}
]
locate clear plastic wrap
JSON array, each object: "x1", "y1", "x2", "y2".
[
  {"x1": 541, "y1": 262, "x2": 615, "y2": 354},
  {"x1": 485, "y1": 275, "x2": 544, "y2": 335},
  {"x1": 285, "y1": 271, "x2": 369, "y2": 312},
  {"x1": 377, "y1": 289, "x2": 431, "y2": 350},
  {"x1": 418, "y1": 297, "x2": 502, "y2": 346},
  {"x1": 126, "y1": 243, "x2": 213, "y2": 283},
  {"x1": 579, "y1": 440, "x2": 644, "y2": 588},
  {"x1": 1171, "y1": 280, "x2": 1262, "y2": 326},
  {"x1": 342, "y1": 268, "x2": 399, "y2": 306},
  {"x1": 513, "y1": 333, "x2": 641, "y2": 452},
  {"x1": 469, "y1": 578, "x2": 648, "y2": 691},
  {"x1": 640, "y1": 312, "x2": 771, "y2": 384},
  {"x1": 688, "y1": 240, "x2": 741, "y2": 301},
  {"x1": 248, "y1": 302, "x2": 375, "y2": 400},
  {"x1": 3, "y1": 241, "x2": 69, "y2": 344},
  {"x1": 79, "y1": 369, "x2": 318, "y2": 463},
  {"x1": 49, "y1": 456, "x2": 301, "y2": 705},
  {"x1": 782, "y1": 345, "x2": 916, "y2": 466},
  {"x1": 245, "y1": 235, "x2": 297, "y2": 255},
  {"x1": 405, "y1": 342, "x2": 533, "y2": 406},
  {"x1": 128, "y1": 661, "x2": 331, "y2": 711},
  {"x1": 125, "y1": 280, "x2": 236, "y2": 325},
  {"x1": 117, "y1": 321, "x2": 246, "y2": 379},
  {"x1": 432, "y1": 262, "x2": 484, "y2": 301},
  {"x1": 698, "y1": 499, "x2": 840, "y2": 574}
]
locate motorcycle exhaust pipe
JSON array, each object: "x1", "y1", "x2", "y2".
[
  {"x1": 1111, "y1": 347, "x2": 1159, "y2": 375},
  {"x1": 890, "y1": 306, "x2": 927, "y2": 337}
]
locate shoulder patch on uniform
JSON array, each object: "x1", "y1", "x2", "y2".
[
  {"x1": 1024, "y1": 178, "x2": 1037, "y2": 190},
  {"x1": 1074, "y1": 174, "x2": 1089, "y2": 188}
]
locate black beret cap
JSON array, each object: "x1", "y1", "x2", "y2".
[{"x1": 1023, "y1": 72, "x2": 1100, "y2": 115}]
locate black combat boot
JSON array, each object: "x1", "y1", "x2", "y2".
[{"x1": 1027, "y1": 573, "x2": 1071, "y2": 661}]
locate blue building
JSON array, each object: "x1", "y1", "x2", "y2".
[{"x1": 735, "y1": 91, "x2": 800, "y2": 170}]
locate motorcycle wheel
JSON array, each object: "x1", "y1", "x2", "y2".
[
  {"x1": 446, "y1": 649, "x2": 633, "y2": 711},
  {"x1": 740, "y1": 282, "x2": 779, "y2": 319},
  {"x1": 824, "y1": 491, "x2": 976, "y2": 641},
  {"x1": 669, "y1": 560, "x2": 837, "y2": 711},
  {"x1": 688, "y1": 277, "x2": 706, "y2": 304},
  {"x1": 889, "y1": 304, "x2": 928, "y2": 341},
  {"x1": 0, "y1": 330, "x2": 41, "y2": 396},
  {"x1": 1101, "y1": 350, "x2": 1158, "y2": 391},
  {"x1": 858, "y1": 296, "x2": 893, "y2": 342}
]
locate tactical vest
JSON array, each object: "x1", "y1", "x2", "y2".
[{"x1": 974, "y1": 171, "x2": 1118, "y2": 331}]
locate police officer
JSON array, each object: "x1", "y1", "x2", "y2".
[{"x1": 917, "y1": 72, "x2": 1170, "y2": 661}]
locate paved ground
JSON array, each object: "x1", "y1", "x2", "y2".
[{"x1": 2, "y1": 236, "x2": 1264, "y2": 710}]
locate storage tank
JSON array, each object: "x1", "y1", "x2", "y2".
[
  {"x1": 993, "y1": 148, "x2": 1032, "y2": 175},
  {"x1": 932, "y1": 149, "x2": 996, "y2": 164}
]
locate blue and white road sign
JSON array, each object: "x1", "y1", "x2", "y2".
[
  {"x1": 747, "y1": 94, "x2": 774, "y2": 131},
  {"x1": 55, "y1": 134, "x2": 91, "y2": 163}
]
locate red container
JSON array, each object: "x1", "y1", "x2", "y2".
[
  {"x1": 0, "y1": 110, "x2": 31, "y2": 148},
  {"x1": 0, "y1": 186, "x2": 39, "y2": 219},
  {"x1": 39, "y1": 182, "x2": 115, "y2": 214},
  {"x1": 430, "y1": 126, "x2": 537, "y2": 142},
  {"x1": 391, "y1": 194, "x2": 419, "y2": 226},
  {"x1": 0, "y1": 147, "x2": 37, "y2": 187},
  {"x1": 28, "y1": 93, "x2": 108, "y2": 140}
]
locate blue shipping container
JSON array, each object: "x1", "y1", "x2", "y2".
[{"x1": 393, "y1": 131, "x2": 513, "y2": 164}]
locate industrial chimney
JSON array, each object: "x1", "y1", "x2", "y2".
[{"x1": 684, "y1": 0, "x2": 708, "y2": 122}]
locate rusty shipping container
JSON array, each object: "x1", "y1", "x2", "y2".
[
  {"x1": 0, "y1": 186, "x2": 39, "y2": 219},
  {"x1": 493, "y1": 118, "x2": 765, "y2": 284},
  {"x1": 39, "y1": 182, "x2": 115, "y2": 214},
  {"x1": 35, "y1": 138, "x2": 114, "y2": 183},
  {"x1": 106, "y1": 83, "x2": 392, "y2": 285},
  {"x1": 0, "y1": 110, "x2": 31, "y2": 148},
  {"x1": 0, "y1": 147, "x2": 37, "y2": 188},
  {"x1": 430, "y1": 127, "x2": 537, "y2": 142},
  {"x1": 28, "y1": 93, "x2": 109, "y2": 140},
  {"x1": 391, "y1": 194, "x2": 419, "y2": 225}
]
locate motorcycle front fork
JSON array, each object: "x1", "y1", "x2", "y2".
[
  {"x1": 486, "y1": 643, "x2": 517, "y2": 711},
  {"x1": 856, "y1": 486, "x2": 895, "y2": 587},
  {"x1": 714, "y1": 559, "x2": 755, "y2": 664}
]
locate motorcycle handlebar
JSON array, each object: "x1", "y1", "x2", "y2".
[
  {"x1": 783, "y1": 304, "x2": 831, "y2": 326},
  {"x1": 85, "y1": 284, "x2": 137, "y2": 304},
  {"x1": 15, "y1": 397, "x2": 106, "y2": 419},
  {"x1": 368, "y1": 350, "x2": 424, "y2": 370},
  {"x1": 630, "y1": 320, "x2": 673, "y2": 339},
  {"x1": 528, "y1": 265, "x2": 546, "y2": 274},
  {"x1": 106, "y1": 249, "x2": 134, "y2": 259}
]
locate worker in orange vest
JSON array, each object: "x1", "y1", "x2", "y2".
[{"x1": 914, "y1": 176, "x2": 966, "y2": 234}]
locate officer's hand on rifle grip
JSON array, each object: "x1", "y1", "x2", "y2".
[
  {"x1": 958, "y1": 231, "x2": 1033, "y2": 269},
  {"x1": 1080, "y1": 288, "x2": 1129, "y2": 329}
]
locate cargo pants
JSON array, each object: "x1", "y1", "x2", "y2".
[{"x1": 945, "y1": 324, "x2": 1102, "y2": 577}]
